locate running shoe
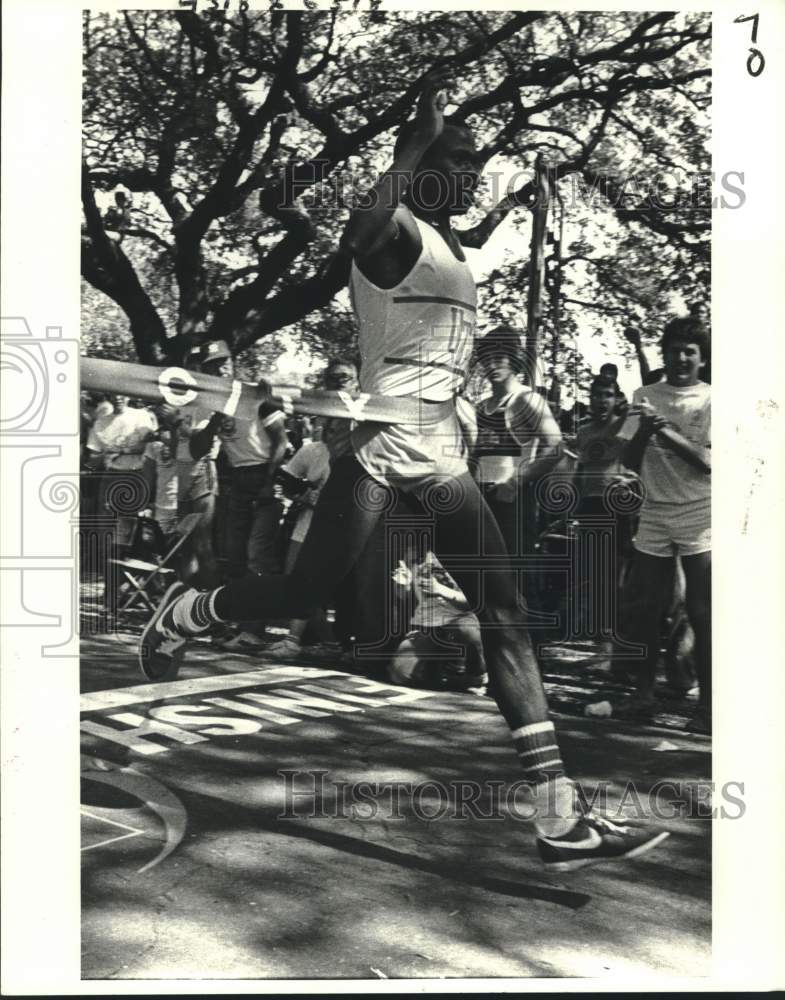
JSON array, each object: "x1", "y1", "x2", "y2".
[
  {"x1": 138, "y1": 582, "x2": 192, "y2": 682},
  {"x1": 537, "y1": 812, "x2": 670, "y2": 873}
]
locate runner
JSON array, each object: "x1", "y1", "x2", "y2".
[{"x1": 139, "y1": 74, "x2": 668, "y2": 871}]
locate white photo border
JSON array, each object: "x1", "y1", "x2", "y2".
[{"x1": 2, "y1": 0, "x2": 784, "y2": 992}]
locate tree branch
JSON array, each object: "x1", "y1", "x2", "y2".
[
  {"x1": 206, "y1": 205, "x2": 316, "y2": 347},
  {"x1": 232, "y1": 252, "x2": 351, "y2": 353},
  {"x1": 564, "y1": 296, "x2": 628, "y2": 316},
  {"x1": 273, "y1": 13, "x2": 346, "y2": 143},
  {"x1": 299, "y1": 10, "x2": 339, "y2": 84},
  {"x1": 123, "y1": 12, "x2": 179, "y2": 88},
  {"x1": 461, "y1": 100, "x2": 615, "y2": 249},
  {"x1": 81, "y1": 163, "x2": 169, "y2": 362},
  {"x1": 107, "y1": 225, "x2": 175, "y2": 255},
  {"x1": 579, "y1": 167, "x2": 710, "y2": 251},
  {"x1": 455, "y1": 13, "x2": 686, "y2": 122}
]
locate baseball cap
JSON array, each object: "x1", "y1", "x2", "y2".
[{"x1": 199, "y1": 341, "x2": 232, "y2": 365}]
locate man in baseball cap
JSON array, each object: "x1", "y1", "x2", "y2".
[{"x1": 197, "y1": 340, "x2": 233, "y2": 374}]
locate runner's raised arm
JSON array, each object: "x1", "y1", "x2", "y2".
[{"x1": 339, "y1": 73, "x2": 449, "y2": 261}]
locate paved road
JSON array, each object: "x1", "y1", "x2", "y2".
[{"x1": 80, "y1": 633, "x2": 711, "y2": 980}]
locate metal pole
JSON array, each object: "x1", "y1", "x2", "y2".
[{"x1": 525, "y1": 153, "x2": 551, "y2": 388}]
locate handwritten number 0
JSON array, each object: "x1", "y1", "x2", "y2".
[{"x1": 747, "y1": 47, "x2": 765, "y2": 76}]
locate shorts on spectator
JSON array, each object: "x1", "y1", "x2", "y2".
[
  {"x1": 634, "y1": 498, "x2": 710, "y2": 558},
  {"x1": 177, "y1": 459, "x2": 217, "y2": 504},
  {"x1": 155, "y1": 509, "x2": 179, "y2": 536}
]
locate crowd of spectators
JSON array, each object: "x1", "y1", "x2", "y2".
[{"x1": 80, "y1": 306, "x2": 710, "y2": 732}]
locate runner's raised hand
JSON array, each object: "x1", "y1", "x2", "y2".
[{"x1": 414, "y1": 71, "x2": 451, "y2": 144}]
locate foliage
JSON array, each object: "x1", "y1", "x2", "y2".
[{"x1": 81, "y1": 9, "x2": 710, "y2": 369}]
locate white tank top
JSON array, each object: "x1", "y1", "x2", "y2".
[{"x1": 349, "y1": 213, "x2": 477, "y2": 401}]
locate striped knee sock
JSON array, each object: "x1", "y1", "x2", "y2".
[
  {"x1": 172, "y1": 587, "x2": 226, "y2": 636},
  {"x1": 510, "y1": 720, "x2": 566, "y2": 784},
  {"x1": 510, "y1": 720, "x2": 577, "y2": 838}
]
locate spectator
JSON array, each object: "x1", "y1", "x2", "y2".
[
  {"x1": 619, "y1": 316, "x2": 711, "y2": 731},
  {"x1": 84, "y1": 393, "x2": 158, "y2": 610},
  {"x1": 80, "y1": 390, "x2": 111, "y2": 447},
  {"x1": 285, "y1": 415, "x2": 314, "y2": 456},
  {"x1": 80, "y1": 392, "x2": 100, "y2": 517},
  {"x1": 623, "y1": 312, "x2": 712, "y2": 390},
  {"x1": 79, "y1": 391, "x2": 117, "y2": 565},
  {"x1": 575, "y1": 376, "x2": 635, "y2": 516},
  {"x1": 320, "y1": 358, "x2": 360, "y2": 465},
  {"x1": 322, "y1": 358, "x2": 358, "y2": 392},
  {"x1": 80, "y1": 391, "x2": 94, "y2": 438},
  {"x1": 574, "y1": 375, "x2": 638, "y2": 668},
  {"x1": 266, "y1": 360, "x2": 361, "y2": 658},
  {"x1": 688, "y1": 301, "x2": 711, "y2": 383},
  {"x1": 472, "y1": 327, "x2": 563, "y2": 559},
  {"x1": 85, "y1": 393, "x2": 157, "y2": 514},
  {"x1": 597, "y1": 362, "x2": 630, "y2": 411},
  {"x1": 168, "y1": 353, "x2": 224, "y2": 589},
  {"x1": 387, "y1": 547, "x2": 487, "y2": 691},
  {"x1": 142, "y1": 427, "x2": 179, "y2": 537},
  {"x1": 321, "y1": 359, "x2": 361, "y2": 653},
  {"x1": 189, "y1": 341, "x2": 287, "y2": 650},
  {"x1": 196, "y1": 341, "x2": 287, "y2": 576},
  {"x1": 265, "y1": 418, "x2": 335, "y2": 657},
  {"x1": 689, "y1": 300, "x2": 709, "y2": 324},
  {"x1": 92, "y1": 392, "x2": 113, "y2": 418}
]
